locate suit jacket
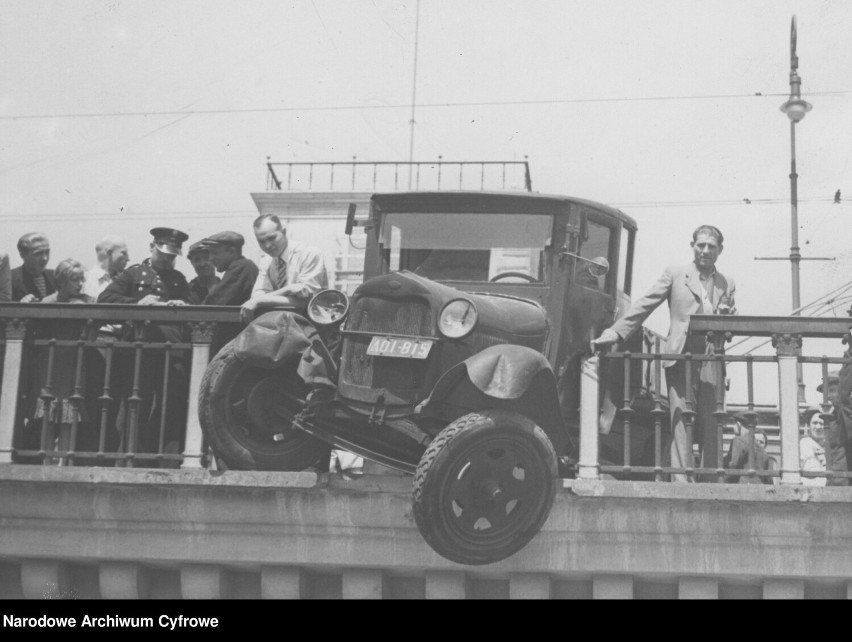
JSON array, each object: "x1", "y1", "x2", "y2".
[
  {"x1": 0, "y1": 253, "x2": 10, "y2": 302},
  {"x1": 610, "y1": 262, "x2": 736, "y2": 367},
  {"x1": 11, "y1": 265, "x2": 57, "y2": 302}
]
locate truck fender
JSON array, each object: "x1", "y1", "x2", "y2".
[
  {"x1": 421, "y1": 344, "x2": 571, "y2": 453},
  {"x1": 232, "y1": 310, "x2": 335, "y2": 386}
]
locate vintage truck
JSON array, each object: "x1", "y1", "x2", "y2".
[{"x1": 199, "y1": 191, "x2": 664, "y2": 565}]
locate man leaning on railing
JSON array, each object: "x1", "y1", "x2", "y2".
[{"x1": 593, "y1": 224, "x2": 736, "y2": 482}]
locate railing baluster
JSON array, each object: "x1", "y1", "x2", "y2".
[
  {"x1": 126, "y1": 325, "x2": 145, "y2": 467},
  {"x1": 330, "y1": 163, "x2": 335, "y2": 190},
  {"x1": 458, "y1": 163, "x2": 463, "y2": 189},
  {"x1": 287, "y1": 163, "x2": 293, "y2": 190},
  {"x1": 158, "y1": 343, "x2": 172, "y2": 459},
  {"x1": 0, "y1": 318, "x2": 28, "y2": 463},
  {"x1": 97, "y1": 338, "x2": 116, "y2": 464},
  {"x1": 480, "y1": 163, "x2": 485, "y2": 190},
  {"x1": 394, "y1": 163, "x2": 399, "y2": 190},
  {"x1": 578, "y1": 354, "x2": 600, "y2": 479},
  {"x1": 437, "y1": 157, "x2": 442, "y2": 188},
  {"x1": 65, "y1": 330, "x2": 89, "y2": 466},
  {"x1": 713, "y1": 349, "x2": 726, "y2": 483},
  {"x1": 773, "y1": 333, "x2": 802, "y2": 485},
  {"x1": 183, "y1": 323, "x2": 214, "y2": 470},
  {"x1": 683, "y1": 354, "x2": 695, "y2": 482},
  {"x1": 622, "y1": 352, "x2": 632, "y2": 476},
  {"x1": 308, "y1": 164, "x2": 314, "y2": 191},
  {"x1": 38, "y1": 339, "x2": 58, "y2": 464},
  {"x1": 652, "y1": 341, "x2": 664, "y2": 482}
]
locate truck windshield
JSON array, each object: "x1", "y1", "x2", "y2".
[{"x1": 379, "y1": 212, "x2": 553, "y2": 283}]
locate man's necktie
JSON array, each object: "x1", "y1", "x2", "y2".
[{"x1": 276, "y1": 256, "x2": 288, "y2": 289}]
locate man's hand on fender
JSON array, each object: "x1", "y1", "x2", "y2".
[{"x1": 240, "y1": 298, "x2": 259, "y2": 324}]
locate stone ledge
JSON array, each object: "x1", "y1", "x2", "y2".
[{"x1": 565, "y1": 478, "x2": 852, "y2": 503}]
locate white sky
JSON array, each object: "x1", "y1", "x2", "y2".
[{"x1": 2, "y1": 0, "x2": 852, "y2": 405}]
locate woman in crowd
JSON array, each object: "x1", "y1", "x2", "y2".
[
  {"x1": 800, "y1": 408, "x2": 827, "y2": 487},
  {"x1": 29, "y1": 259, "x2": 96, "y2": 463}
]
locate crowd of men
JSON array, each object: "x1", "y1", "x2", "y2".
[{"x1": 0, "y1": 216, "x2": 335, "y2": 467}]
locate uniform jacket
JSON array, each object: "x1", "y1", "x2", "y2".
[
  {"x1": 204, "y1": 256, "x2": 259, "y2": 306},
  {"x1": 610, "y1": 261, "x2": 736, "y2": 367},
  {"x1": 98, "y1": 259, "x2": 190, "y2": 304},
  {"x1": 11, "y1": 266, "x2": 56, "y2": 302}
]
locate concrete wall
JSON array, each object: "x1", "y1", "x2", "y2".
[{"x1": 1, "y1": 465, "x2": 850, "y2": 599}]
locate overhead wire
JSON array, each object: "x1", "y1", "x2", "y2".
[{"x1": 1, "y1": 90, "x2": 850, "y2": 121}]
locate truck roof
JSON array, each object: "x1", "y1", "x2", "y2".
[{"x1": 370, "y1": 190, "x2": 638, "y2": 231}]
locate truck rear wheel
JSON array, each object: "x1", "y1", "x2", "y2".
[
  {"x1": 198, "y1": 341, "x2": 329, "y2": 471},
  {"x1": 412, "y1": 410, "x2": 558, "y2": 565}
]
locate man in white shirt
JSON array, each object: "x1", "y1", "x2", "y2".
[
  {"x1": 84, "y1": 236, "x2": 130, "y2": 298},
  {"x1": 240, "y1": 214, "x2": 328, "y2": 323}
]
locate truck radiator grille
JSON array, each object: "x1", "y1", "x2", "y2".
[{"x1": 341, "y1": 297, "x2": 433, "y2": 389}]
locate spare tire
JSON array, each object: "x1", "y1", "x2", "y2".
[{"x1": 198, "y1": 340, "x2": 329, "y2": 471}]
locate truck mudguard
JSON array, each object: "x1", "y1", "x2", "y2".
[{"x1": 421, "y1": 344, "x2": 570, "y2": 453}]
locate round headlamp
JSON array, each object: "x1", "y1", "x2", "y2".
[
  {"x1": 307, "y1": 289, "x2": 350, "y2": 326},
  {"x1": 438, "y1": 298, "x2": 477, "y2": 339}
]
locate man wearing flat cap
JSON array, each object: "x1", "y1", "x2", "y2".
[
  {"x1": 97, "y1": 227, "x2": 192, "y2": 461},
  {"x1": 200, "y1": 231, "x2": 259, "y2": 354},
  {"x1": 187, "y1": 241, "x2": 220, "y2": 305}
]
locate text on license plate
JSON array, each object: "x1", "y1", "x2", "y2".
[{"x1": 366, "y1": 336, "x2": 433, "y2": 359}]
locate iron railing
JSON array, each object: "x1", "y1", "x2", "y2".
[
  {"x1": 265, "y1": 159, "x2": 533, "y2": 193},
  {"x1": 0, "y1": 303, "x2": 244, "y2": 469},
  {"x1": 579, "y1": 314, "x2": 852, "y2": 486}
]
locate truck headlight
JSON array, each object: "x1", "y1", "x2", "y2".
[
  {"x1": 438, "y1": 299, "x2": 477, "y2": 339},
  {"x1": 307, "y1": 289, "x2": 349, "y2": 326}
]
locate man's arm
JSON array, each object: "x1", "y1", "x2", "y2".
[
  {"x1": 250, "y1": 256, "x2": 273, "y2": 298},
  {"x1": 205, "y1": 261, "x2": 258, "y2": 306},
  {"x1": 593, "y1": 267, "x2": 674, "y2": 346}
]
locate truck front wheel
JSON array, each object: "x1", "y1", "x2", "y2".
[{"x1": 412, "y1": 410, "x2": 558, "y2": 565}]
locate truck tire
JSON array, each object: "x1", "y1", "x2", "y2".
[
  {"x1": 198, "y1": 340, "x2": 329, "y2": 471},
  {"x1": 412, "y1": 410, "x2": 558, "y2": 565}
]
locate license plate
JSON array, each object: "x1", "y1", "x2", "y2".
[{"x1": 366, "y1": 336, "x2": 433, "y2": 359}]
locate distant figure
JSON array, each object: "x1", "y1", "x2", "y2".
[
  {"x1": 800, "y1": 408, "x2": 827, "y2": 487},
  {"x1": 27, "y1": 259, "x2": 97, "y2": 463},
  {"x1": 0, "y1": 252, "x2": 10, "y2": 302},
  {"x1": 816, "y1": 370, "x2": 850, "y2": 486},
  {"x1": 199, "y1": 231, "x2": 259, "y2": 354},
  {"x1": 12, "y1": 232, "x2": 56, "y2": 302},
  {"x1": 83, "y1": 236, "x2": 129, "y2": 298},
  {"x1": 240, "y1": 214, "x2": 328, "y2": 323},
  {"x1": 723, "y1": 410, "x2": 773, "y2": 484},
  {"x1": 593, "y1": 225, "x2": 736, "y2": 482},
  {"x1": 43, "y1": 258, "x2": 95, "y2": 304},
  {"x1": 186, "y1": 241, "x2": 220, "y2": 305}
]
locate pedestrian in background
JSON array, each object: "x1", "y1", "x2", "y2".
[
  {"x1": 83, "y1": 236, "x2": 129, "y2": 298},
  {"x1": 186, "y1": 241, "x2": 220, "y2": 305},
  {"x1": 12, "y1": 232, "x2": 55, "y2": 302}
]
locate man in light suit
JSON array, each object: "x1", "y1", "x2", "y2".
[{"x1": 593, "y1": 225, "x2": 736, "y2": 481}]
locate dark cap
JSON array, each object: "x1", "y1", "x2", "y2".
[
  {"x1": 729, "y1": 409, "x2": 752, "y2": 424},
  {"x1": 186, "y1": 241, "x2": 210, "y2": 259},
  {"x1": 150, "y1": 227, "x2": 189, "y2": 256},
  {"x1": 202, "y1": 230, "x2": 245, "y2": 249},
  {"x1": 816, "y1": 370, "x2": 841, "y2": 393}
]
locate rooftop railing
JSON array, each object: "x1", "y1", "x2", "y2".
[
  {"x1": 578, "y1": 315, "x2": 852, "y2": 486},
  {"x1": 265, "y1": 158, "x2": 533, "y2": 193}
]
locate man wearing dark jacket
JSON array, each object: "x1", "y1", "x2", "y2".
[
  {"x1": 200, "y1": 231, "x2": 259, "y2": 355},
  {"x1": 11, "y1": 232, "x2": 56, "y2": 302}
]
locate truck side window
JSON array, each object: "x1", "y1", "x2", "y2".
[{"x1": 576, "y1": 219, "x2": 612, "y2": 291}]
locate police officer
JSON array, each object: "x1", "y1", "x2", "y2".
[
  {"x1": 97, "y1": 228, "x2": 191, "y2": 463},
  {"x1": 98, "y1": 227, "x2": 191, "y2": 307}
]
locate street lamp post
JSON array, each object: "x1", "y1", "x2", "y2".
[{"x1": 780, "y1": 15, "x2": 812, "y2": 321}]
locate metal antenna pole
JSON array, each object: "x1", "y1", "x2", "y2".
[{"x1": 407, "y1": 0, "x2": 421, "y2": 189}]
